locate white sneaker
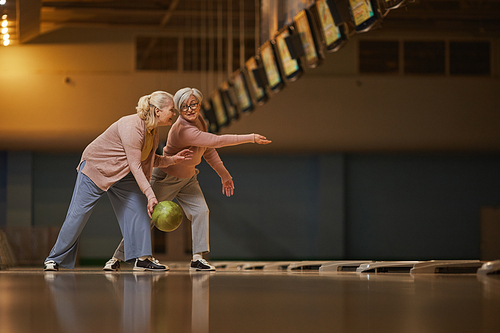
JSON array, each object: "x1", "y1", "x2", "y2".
[
  {"x1": 44, "y1": 260, "x2": 59, "y2": 271},
  {"x1": 190, "y1": 259, "x2": 216, "y2": 271},
  {"x1": 103, "y1": 258, "x2": 121, "y2": 271}
]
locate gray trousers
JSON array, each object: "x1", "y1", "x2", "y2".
[
  {"x1": 112, "y1": 168, "x2": 210, "y2": 260},
  {"x1": 45, "y1": 161, "x2": 152, "y2": 268}
]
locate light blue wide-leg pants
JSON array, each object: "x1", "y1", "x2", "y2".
[
  {"x1": 112, "y1": 168, "x2": 209, "y2": 260},
  {"x1": 45, "y1": 161, "x2": 152, "y2": 268}
]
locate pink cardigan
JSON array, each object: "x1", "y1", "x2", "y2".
[
  {"x1": 79, "y1": 114, "x2": 176, "y2": 201},
  {"x1": 160, "y1": 115, "x2": 254, "y2": 182}
]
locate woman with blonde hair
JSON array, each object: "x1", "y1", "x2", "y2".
[
  {"x1": 104, "y1": 87, "x2": 271, "y2": 272},
  {"x1": 44, "y1": 91, "x2": 193, "y2": 271}
]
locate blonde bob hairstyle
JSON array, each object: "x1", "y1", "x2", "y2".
[
  {"x1": 136, "y1": 91, "x2": 174, "y2": 132},
  {"x1": 173, "y1": 87, "x2": 203, "y2": 113}
]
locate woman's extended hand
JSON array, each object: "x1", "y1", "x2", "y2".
[
  {"x1": 172, "y1": 148, "x2": 194, "y2": 163},
  {"x1": 147, "y1": 197, "x2": 158, "y2": 218},
  {"x1": 222, "y1": 179, "x2": 234, "y2": 197},
  {"x1": 254, "y1": 134, "x2": 272, "y2": 145}
]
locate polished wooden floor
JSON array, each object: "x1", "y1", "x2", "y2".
[{"x1": 1, "y1": 262, "x2": 499, "y2": 333}]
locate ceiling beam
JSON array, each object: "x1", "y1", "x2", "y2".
[
  {"x1": 40, "y1": 8, "x2": 257, "y2": 21},
  {"x1": 17, "y1": 0, "x2": 42, "y2": 43}
]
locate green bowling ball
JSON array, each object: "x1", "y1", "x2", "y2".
[{"x1": 152, "y1": 201, "x2": 183, "y2": 232}]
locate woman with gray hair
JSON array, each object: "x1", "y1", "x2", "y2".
[
  {"x1": 44, "y1": 91, "x2": 193, "y2": 272},
  {"x1": 104, "y1": 87, "x2": 271, "y2": 271}
]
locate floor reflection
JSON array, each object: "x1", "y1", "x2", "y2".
[
  {"x1": 1, "y1": 268, "x2": 499, "y2": 333},
  {"x1": 190, "y1": 273, "x2": 211, "y2": 333},
  {"x1": 44, "y1": 271, "x2": 212, "y2": 333}
]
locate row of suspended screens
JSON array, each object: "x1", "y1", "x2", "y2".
[{"x1": 136, "y1": 0, "x2": 491, "y2": 134}]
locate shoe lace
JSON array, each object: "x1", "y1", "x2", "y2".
[
  {"x1": 199, "y1": 259, "x2": 210, "y2": 266},
  {"x1": 106, "y1": 258, "x2": 118, "y2": 265},
  {"x1": 150, "y1": 257, "x2": 161, "y2": 265}
]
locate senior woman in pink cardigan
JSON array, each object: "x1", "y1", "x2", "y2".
[
  {"x1": 104, "y1": 87, "x2": 271, "y2": 272},
  {"x1": 44, "y1": 91, "x2": 193, "y2": 272}
]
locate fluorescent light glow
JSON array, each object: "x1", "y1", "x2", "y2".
[{"x1": 1, "y1": 13, "x2": 10, "y2": 46}]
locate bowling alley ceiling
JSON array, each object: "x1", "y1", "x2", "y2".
[{"x1": 5, "y1": 0, "x2": 500, "y2": 44}]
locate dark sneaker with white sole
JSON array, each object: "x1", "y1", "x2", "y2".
[
  {"x1": 133, "y1": 257, "x2": 169, "y2": 271},
  {"x1": 44, "y1": 260, "x2": 59, "y2": 271},
  {"x1": 103, "y1": 258, "x2": 120, "y2": 271},
  {"x1": 190, "y1": 259, "x2": 216, "y2": 271}
]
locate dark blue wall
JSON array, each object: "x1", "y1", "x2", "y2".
[
  {"x1": 0, "y1": 152, "x2": 6, "y2": 227},
  {"x1": 198, "y1": 153, "x2": 500, "y2": 261},
  {"x1": 198, "y1": 154, "x2": 345, "y2": 260},
  {"x1": 5, "y1": 151, "x2": 500, "y2": 261},
  {"x1": 345, "y1": 154, "x2": 500, "y2": 260}
]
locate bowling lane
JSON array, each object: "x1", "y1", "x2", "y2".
[{"x1": 0, "y1": 266, "x2": 499, "y2": 333}]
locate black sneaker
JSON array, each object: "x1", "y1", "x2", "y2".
[
  {"x1": 190, "y1": 259, "x2": 216, "y2": 271},
  {"x1": 44, "y1": 260, "x2": 59, "y2": 271},
  {"x1": 133, "y1": 257, "x2": 169, "y2": 271}
]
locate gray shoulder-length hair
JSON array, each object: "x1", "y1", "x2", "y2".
[
  {"x1": 173, "y1": 87, "x2": 203, "y2": 111},
  {"x1": 136, "y1": 91, "x2": 173, "y2": 132}
]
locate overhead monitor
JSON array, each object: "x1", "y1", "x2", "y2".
[
  {"x1": 231, "y1": 69, "x2": 254, "y2": 113},
  {"x1": 274, "y1": 26, "x2": 304, "y2": 82},
  {"x1": 210, "y1": 90, "x2": 229, "y2": 129},
  {"x1": 245, "y1": 56, "x2": 269, "y2": 105},
  {"x1": 347, "y1": 0, "x2": 381, "y2": 33},
  {"x1": 259, "y1": 39, "x2": 285, "y2": 93},
  {"x1": 293, "y1": 9, "x2": 324, "y2": 68},
  {"x1": 200, "y1": 100, "x2": 218, "y2": 133},
  {"x1": 311, "y1": 0, "x2": 346, "y2": 52},
  {"x1": 220, "y1": 81, "x2": 239, "y2": 122}
]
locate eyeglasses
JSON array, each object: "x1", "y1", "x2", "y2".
[{"x1": 181, "y1": 102, "x2": 199, "y2": 113}]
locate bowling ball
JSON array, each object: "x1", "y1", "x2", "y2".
[{"x1": 152, "y1": 201, "x2": 183, "y2": 232}]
